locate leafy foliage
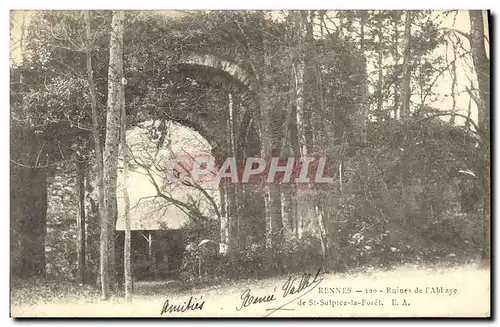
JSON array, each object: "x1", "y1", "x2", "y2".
[{"x1": 326, "y1": 119, "x2": 483, "y2": 269}]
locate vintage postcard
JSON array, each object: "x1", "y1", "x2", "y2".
[{"x1": 10, "y1": 9, "x2": 490, "y2": 318}]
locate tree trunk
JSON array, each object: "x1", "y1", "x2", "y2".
[
  {"x1": 257, "y1": 35, "x2": 280, "y2": 251},
  {"x1": 252, "y1": 14, "x2": 283, "y2": 275},
  {"x1": 85, "y1": 167, "x2": 100, "y2": 285},
  {"x1": 393, "y1": 19, "x2": 400, "y2": 119},
  {"x1": 260, "y1": 90, "x2": 276, "y2": 250},
  {"x1": 219, "y1": 181, "x2": 229, "y2": 245},
  {"x1": 468, "y1": 10, "x2": 490, "y2": 264},
  {"x1": 295, "y1": 61, "x2": 307, "y2": 157},
  {"x1": 400, "y1": 11, "x2": 412, "y2": 119},
  {"x1": 280, "y1": 184, "x2": 296, "y2": 240},
  {"x1": 102, "y1": 10, "x2": 124, "y2": 299},
  {"x1": 292, "y1": 11, "x2": 311, "y2": 242},
  {"x1": 315, "y1": 204, "x2": 328, "y2": 264},
  {"x1": 469, "y1": 11, "x2": 490, "y2": 138},
  {"x1": 279, "y1": 72, "x2": 298, "y2": 241},
  {"x1": 303, "y1": 11, "x2": 316, "y2": 151},
  {"x1": 358, "y1": 10, "x2": 369, "y2": 141},
  {"x1": 76, "y1": 159, "x2": 86, "y2": 284},
  {"x1": 108, "y1": 197, "x2": 117, "y2": 291},
  {"x1": 120, "y1": 62, "x2": 132, "y2": 302},
  {"x1": 85, "y1": 10, "x2": 109, "y2": 299},
  {"x1": 257, "y1": 83, "x2": 273, "y2": 249},
  {"x1": 294, "y1": 11, "x2": 309, "y2": 157},
  {"x1": 450, "y1": 39, "x2": 457, "y2": 124},
  {"x1": 376, "y1": 13, "x2": 384, "y2": 119},
  {"x1": 227, "y1": 93, "x2": 241, "y2": 250},
  {"x1": 84, "y1": 9, "x2": 106, "y2": 292}
]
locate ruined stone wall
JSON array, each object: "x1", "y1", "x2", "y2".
[{"x1": 45, "y1": 162, "x2": 99, "y2": 281}]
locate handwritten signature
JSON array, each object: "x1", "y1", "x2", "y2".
[
  {"x1": 235, "y1": 268, "x2": 324, "y2": 316},
  {"x1": 160, "y1": 295, "x2": 205, "y2": 315},
  {"x1": 236, "y1": 288, "x2": 277, "y2": 311}
]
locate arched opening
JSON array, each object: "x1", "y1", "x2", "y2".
[
  {"x1": 116, "y1": 57, "x2": 265, "y2": 281},
  {"x1": 115, "y1": 121, "x2": 218, "y2": 280}
]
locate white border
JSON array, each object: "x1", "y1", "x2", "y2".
[{"x1": 2, "y1": 1, "x2": 497, "y2": 326}]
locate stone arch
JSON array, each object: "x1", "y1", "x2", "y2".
[
  {"x1": 176, "y1": 54, "x2": 257, "y2": 93},
  {"x1": 167, "y1": 53, "x2": 261, "y2": 156}
]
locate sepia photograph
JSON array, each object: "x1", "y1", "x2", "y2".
[{"x1": 9, "y1": 9, "x2": 491, "y2": 318}]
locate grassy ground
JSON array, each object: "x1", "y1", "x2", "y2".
[{"x1": 11, "y1": 263, "x2": 490, "y2": 318}]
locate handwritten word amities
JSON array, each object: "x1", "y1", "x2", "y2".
[{"x1": 160, "y1": 296, "x2": 205, "y2": 315}]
